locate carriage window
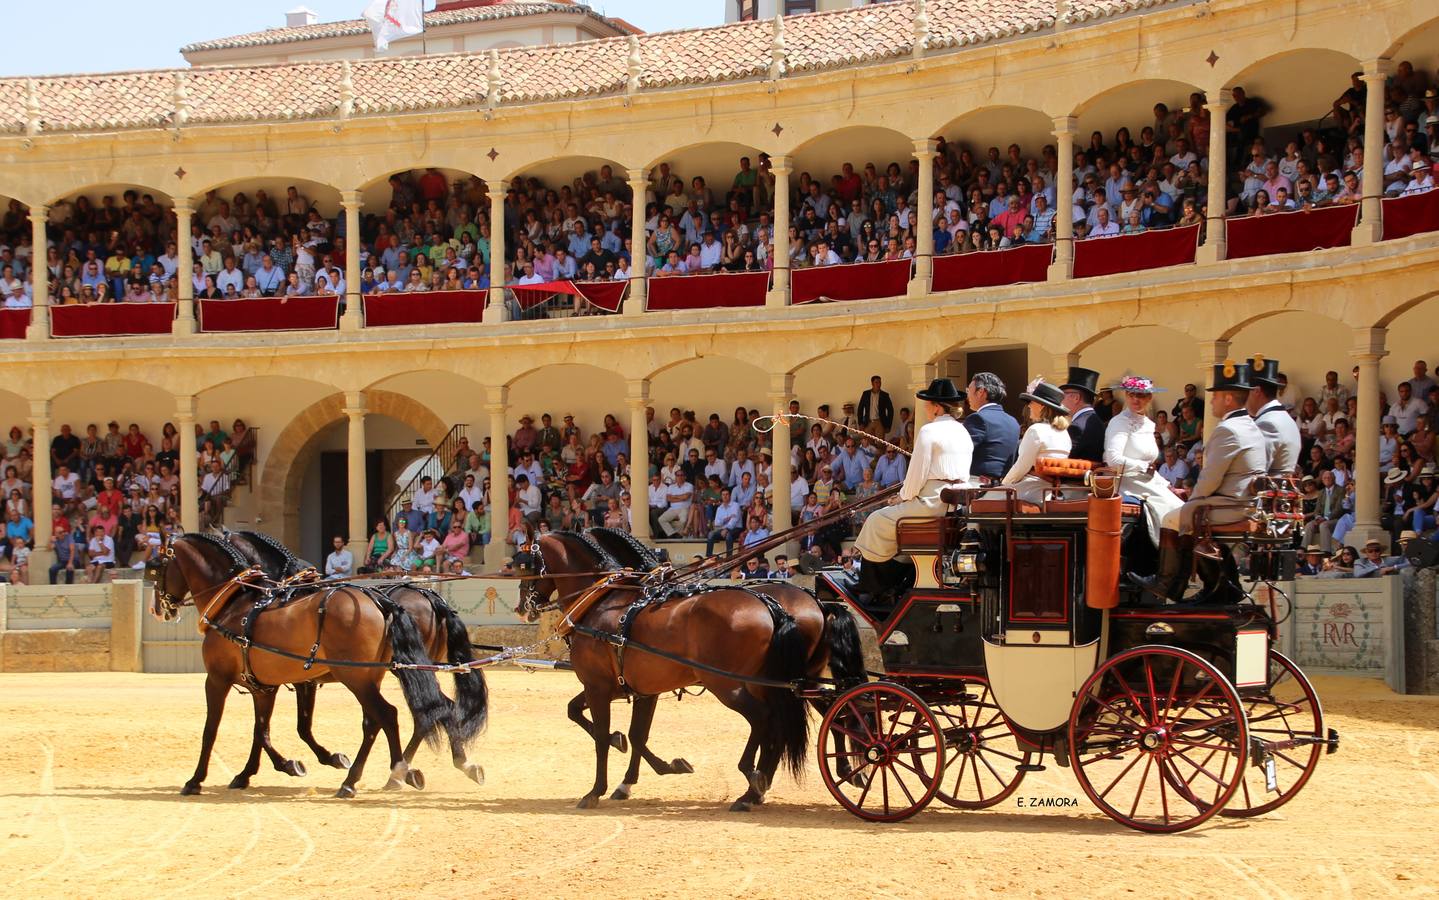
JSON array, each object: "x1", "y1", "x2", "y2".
[{"x1": 1009, "y1": 541, "x2": 1068, "y2": 621}]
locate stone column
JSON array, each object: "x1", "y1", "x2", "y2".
[
  {"x1": 176, "y1": 396, "x2": 200, "y2": 533},
  {"x1": 909, "y1": 139, "x2": 938, "y2": 297},
  {"x1": 26, "y1": 206, "x2": 49, "y2": 341},
  {"x1": 485, "y1": 386, "x2": 510, "y2": 567},
  {"x1": 343, "y1": 391, "x2": 368, "y2": 559},
  {"x1": 28, "y1": 400, "x2": 53, "y2": 573},
  {"x1": 1051, "y1": 351, "x2": 1080, "y2": 385},
  {"x1": 766, "y1": 157, "x2": 792, "y2": 308},
  {"x1": 910, "y1": 363, "x2": 938, "y2": 427},
  {"x1": 340, "y1": 190, "x2": 363, "y2": 332},
  {"x1": 1197, "y1": 89, "x2": 1233, "y2": 264},
  {"x1": 1049, "y1": 117, "x2": 1076, "y2": 280},
  {"x1": 768, "y1": 374, "x2": 794, "y2": 546},
  {"x1": 1350, "y1": 328, "x2": 1388, "y2": 545},
  {"x1": 626, "y1": 169, "x2": 648, "y2": 316},
  {"x1": 1195, "y1": 340, "x2": 1231, "y2": 440},
  {"x1": 626, "y1": 380, "x2": 651, "y2": 539},
  {"x1": 487, "y1": 181, "x2": 509, "y2": 324},
  {"x1": 173, "y1": 202, "x2": 196, "y2": 335},
  {"x1": 1354, "y1": 59, "x2": 1393, "y2": 245}
]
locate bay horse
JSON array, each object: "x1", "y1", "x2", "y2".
[
  {"x1": 517, "y1": 531, "x2": 821, "y2": 811},
  {"x1": 224, "y1": 531, "x2": 487, "y2": 789},
  {"x1": 147, "y1": 533, "x2": 450, "y2": 798}
]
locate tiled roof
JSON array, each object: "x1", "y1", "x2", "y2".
[
  {"x1": 2, "y1": 0, "x2": 1181, "y2": 136},
  {"x1": 181, "y1": 1, "x2": 636, "y2": 54}
]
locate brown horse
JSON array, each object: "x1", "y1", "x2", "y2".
[
  {"x1": 147, "y1": 533, "x2": 451, "y2": 798},
  {"x1": 515, "y1": 531, "x2": 822, "y2": 811},
  {"x1": 224, "y1": 531, "x2": 487, "y2": 789}
]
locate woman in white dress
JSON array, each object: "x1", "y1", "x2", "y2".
[
  {"x1": 996, "y1": 379, "x2": 1072, "y2": 505},
  {"x1": 1104, "y1": 375, "x2": 1184, "y2": 543}
]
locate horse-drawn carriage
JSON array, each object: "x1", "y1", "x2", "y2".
[{"x1": 812, "y1": 458, "x2": 1339, "y2": 831}]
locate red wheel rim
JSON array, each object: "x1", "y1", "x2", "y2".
[
  {"x1": 819, "y1": 682, "x2": 945, "y2": 823},
  {"x1": 930, "y1": 678, "x2": 1031, "y2": 809},
  {"x1": 1068, "y1": 645, "x2": 1248, "y2": 833}
]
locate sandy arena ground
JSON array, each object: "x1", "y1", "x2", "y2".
[{"x1": 1, "y1": 670, "x2": 1436, "y2": 898}]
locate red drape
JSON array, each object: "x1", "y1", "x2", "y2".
[
  {"x1": 930, "y1": 244, "x2": 1052, "y2": 292},
  {"x1": 364, "y1": 290, "x2": 487, "y2": 327},
  {"x1": 646, "y1": 271, "x2": 770, "y2": 311},
  {"x1": 1072, "y1": 224, "x2": 1200, "y2": 279},
  {"x1": 50, "y1": 302, "x2": 174, "y2": 338},
  {"x1": 199, "y1": 296, "x2": 339, "y2": 332},
  {"x1": 1381, "y1": 190, "x2": 1439, "y2": 241},
  {"x1": 0, "y1": 308, "x2": 30, "y2": 340},
  {"x1": 1225, "y1": 205, "x2": 1359, "y2": 260},
  {"x1": 791, "y1": 259, "x2": 913, "y2": 305},
  {"x1": 508, "y1": 280, "x2": 628, "y2": 313}
]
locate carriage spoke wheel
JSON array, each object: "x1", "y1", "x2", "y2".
[
  {"x1": 819, "y1": 682, "x2": 945, "y2": 823},
  {"x1": 1172, "y1": 651, "x2": 1323, "y2": 818},
  {"x1": 929, "y1": 678, "x2": 1031, "y2": 809},
  {"x1": 1068, "y1": 646, "x2": 1248, "y2": 833}
]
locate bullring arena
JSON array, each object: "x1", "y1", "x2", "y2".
[{"x1": 2, "y1": 671, "x2": 1437, "y2": 897}]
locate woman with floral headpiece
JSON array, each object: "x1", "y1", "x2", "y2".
[{"x1": 1104, "y1": 375, "x2": 1184, "y2": 544}]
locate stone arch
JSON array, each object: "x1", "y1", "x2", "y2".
[{"x1": 259, "y1": 389, "x2": 448, "y2": 548}]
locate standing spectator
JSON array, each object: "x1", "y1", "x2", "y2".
[{"x1": 856, "y1": 375, "x2": 893, "y2": 438}]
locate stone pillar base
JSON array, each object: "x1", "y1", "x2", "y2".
[
  {"x1": 172, "y1": 314, "x2": 196, "y2": 336},
  {"x1": 1351, "y1": 220, "x2": 1383, "y2": 246},
  {"x1": 1046, "y1": 260, "x2": 1072, "y2": 282},
  {"x1": 29, "y1": 548, "x2": 55, "y2": 580},
  {"x1": 765, "y1": 288, "x2": 789, "y2": 308},
  {"x1": 339, "y1": 311, "x2": 362, "y2": 332},
  {"x1": 1195, "y1": 241, "x2": 1226, "y2": 265},
  {"x1": 1345, "y1": 523, "x2": 1391, "y2": 550}
]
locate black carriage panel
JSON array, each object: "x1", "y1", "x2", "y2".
[
  {"x1": 877, "y1": 593, "x2": 986, "y2": 675},
  {"x1": 1108, "y1": 605, "x2": 1274, "y2": 690}
]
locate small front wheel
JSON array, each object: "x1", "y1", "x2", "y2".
[
  {"x1": 818, "y1": 681, "x2": 945, "y2": 823},
  {"x1": 929, "y1": 677, "x2": 1031, "y2": 809}
]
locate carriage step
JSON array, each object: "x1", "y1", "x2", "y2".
[{"x1": 1016, "y1": 763, "x2": 1047, "y2": 773}]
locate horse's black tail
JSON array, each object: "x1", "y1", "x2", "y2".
[
  {"x1": 436, "y1": 598, "x2": 489, "y2": 747},
  {"x1": 386, "y1": 604, "x2": 450, "y2": 749},
  {"x1": 759, "y1": 599, "x2": 811, "y2": 780},
  {"x1": 820, "y1": 602, "x2": 867, "y2": 688}
]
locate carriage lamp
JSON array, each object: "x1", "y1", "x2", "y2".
[{"x1": 952, "y1": 552, "x2": 981, "y2": 575}]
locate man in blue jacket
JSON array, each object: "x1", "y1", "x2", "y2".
[{"x1": 963, "y1": 372, "x2": 1019, "y2": 484}]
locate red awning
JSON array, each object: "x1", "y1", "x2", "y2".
[
  {"x1": 50, "y1": 302, "x2": 175, "y2": 338},
  {"x1": 1381, "y1": 190, "x2": 1439, "y2": 241},
  {"x1": 645, "y1": 271, "x2": 770, "y2": 311},
  {"x1": 508, "y1": 280, "x2": 628, "y2": 313},
  {"x1": 199, "y1": 296, "x2": 339, "y2": 332},
  {"x1": 0, "y1": 308, "x2": 30, "y2": 340},
  {"x1": 791, "y1": 258, "x2": 913, "y2": 305}
]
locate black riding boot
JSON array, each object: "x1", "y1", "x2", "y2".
[
  {"x1": 855, "y1": 557, "x2": 887, "y2": 603},
  {"x1": 1129, "y1": 529, "x2": 1193, "y2": 602}
]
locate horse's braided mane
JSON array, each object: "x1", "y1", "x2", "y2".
[
  {"x1": 234, "y1": 530, "x2": 310, "y2": 578},
  {"x1": 587, "y1": 526, "x2": 661, "y2": 571},
  {"x1": 182, "y1": 531, "x2": 250, "y2": 572},
  {"x1": 552, "y1": 530, "x2": 621, "y2": 571}
]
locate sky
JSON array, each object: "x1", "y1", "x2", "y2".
[{"x1": 0, "y1": 2, "x2": 717, "y2": 77}]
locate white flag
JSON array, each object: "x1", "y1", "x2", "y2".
[{"x1": 363, "y1": 0, "x2": 425, "y2": 52}]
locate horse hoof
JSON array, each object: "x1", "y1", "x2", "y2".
[
  {"x1": 334, "y1": 785, "x2": 357, "y2": 799},
  {"x1": 282, "y1": 760, "x2": 308, "y2": 778},
  {"x1": 729, "y1": 799, "x2": 753, "y2": 813},
  {"x1": 327, "y1": 753, "x2": 352, "y2": 770},
  {"x1": 405, "y1": 769, "x2": 426, "y2": 791},
  {"x1": 609, "y1": 732, "x2": 628, "y2": 753},
  {"x1": 463, "y1": 763, "x2": 485, "y2": 786},
  {"x1": 610, "y1": 784, "x2": 633, "y2": 801},
  {"x1": 576, "y1": 795, "x2": 600, "y2": 809},
  {"x1": 671, "y1": 758, "x2": 695, "y2": 775},
  {"x1": 851, "y1": 772, "x2": 869, "y2": 789},
  {"x1": 227, "y1": 775, "x2": 250, "y2": 790},
  {"x1": 180, "y1": 783, "x2": 202, "y2": 796}
]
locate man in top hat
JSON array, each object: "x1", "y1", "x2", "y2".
[
  {"x1": 962, "y1": 373, "x2": 1019, "y2": 483},
  {"x1": 854, "y1": 378, "x2": 974, "y2": 606},
  {"x1": 1246, "y1": 356, "x2": 1301, "y2": 477},
  {"x1": 1134, "y1": 359, "x2": 1267, "y2": 602},
  {"x1": 1060, "y1": 366, "x2": 1105, "y2": 463}
]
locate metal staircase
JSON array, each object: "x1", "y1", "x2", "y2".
[{"x1": 385, "y1": 423, "x2": 470, "y2": 525}]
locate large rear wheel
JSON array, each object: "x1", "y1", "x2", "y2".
[
  {"x1": 818, "y1": 681, "x2": 945, "y2": 823},
  {"x1": 929, "y1": 678, "x2": 1031, "y2": 809},
  {"x1": 1068, "y1": 645, "x2": 1248, "y2": 833}
]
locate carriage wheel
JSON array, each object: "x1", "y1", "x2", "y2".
[
  {"x1": 1068, "y1": 645, "x2": 1248, "y2": 833},
  {"x1": 929, "y1": 678, "x2": 1031, "y2": 809},
  {"x1": 1168, "y1": 651, "x2": 1323, "y2": 818},
  {"x1": 818, "y1": 681, "x2": 945, "y2": 823}
]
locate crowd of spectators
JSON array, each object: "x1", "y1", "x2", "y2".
[
  {"x1": 0, "y1": 417, "x2": 257, "y2": 584},
  {"x1": 2, "y1": 59, "x2": 1437, "y2": 319}
]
